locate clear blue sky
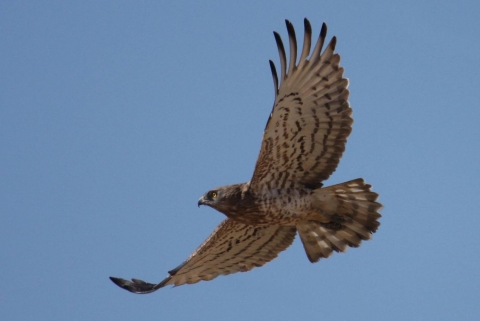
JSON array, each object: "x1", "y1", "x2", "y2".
[{"x1": 2, "y1": 1, "x2": 479, "y2": 320}]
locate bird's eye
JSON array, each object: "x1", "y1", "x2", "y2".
[{"x1": 211, "y1": 192, "x2": 217, "y2": 199}]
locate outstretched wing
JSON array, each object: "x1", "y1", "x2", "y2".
[
  {"x1": 110, "y1": 219, "x2": 296, "y2": 293},
  {"x1": 250, "y1": 19, "x2": 353, "y2": 191}
]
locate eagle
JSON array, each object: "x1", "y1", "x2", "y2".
[{"x1": 110, "y1": 19, "x2": 382, "y2": 294}]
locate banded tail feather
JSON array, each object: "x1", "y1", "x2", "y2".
[{"x1": 298, "y1": 179, "x2": 382, "y2": 262}]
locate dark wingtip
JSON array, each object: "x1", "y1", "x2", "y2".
[
  {"x1": 320, "y1": 22, "x2": 327, "y2": 39},
  {"x1": 110, "y1": 276, "x2": 136, "y2": 291},
  {"x1": 109, "y1": 276, "x2": 124, "y2": 287},
  {"x1": 273, "y1": 31, "x2": 282, "y2": 44},
  {"x1": 269, "y1": 60, "x2": 278, "y2": 84},
  {"x1": 304, "y1": 18, "x2": 312, "y2": 35},
  {"x1": 109, "y1": 276, "x2": 159, "y2": 294},
  {"x1": 285, "y1": 19, "x2": 293, "y2": 31},
  {"x1": 329, "y1": 36, "x2": 337, "y2": 51},
  {"x1": 269, "y1": 59, "x2": 277, "y2": 73}
]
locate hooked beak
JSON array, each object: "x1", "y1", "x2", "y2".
[{"x1": 198, "y1": 196, "x2": 206, "y2": 208}]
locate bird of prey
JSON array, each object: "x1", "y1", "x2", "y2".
[{"x1": 110, "y1": 18, "x2": 382, "y2": 294}]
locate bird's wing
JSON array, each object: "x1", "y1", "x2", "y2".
[
  {"x1": 110, "y1": 218, "x2": 296, "y2": 293},
  {"x1": 250, "y1": 19, "x2": 353, "y2": 191}
]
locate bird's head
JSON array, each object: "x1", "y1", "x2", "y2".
[
  {"x1": 198, "y1": 184, "x2": 246, "y2": 216},
  {"x1": 198, "y1": 188, "x2": 224, "y2": 209}
]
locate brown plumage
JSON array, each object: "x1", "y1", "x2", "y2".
[{"x1": 110, "y1": 18, "x2": 382, "y2": 294}]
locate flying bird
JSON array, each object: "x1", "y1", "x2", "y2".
[{"x1": 110, "y1": 18, "x2": 382, "y2": 294}]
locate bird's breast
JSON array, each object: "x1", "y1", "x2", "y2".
[{"x1": 227, "y1": 189, "x2": 314, "y2": 226}]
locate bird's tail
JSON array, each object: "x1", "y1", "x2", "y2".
[{"x1": 297, "y1": 178, "x2": 382, "y2": 263}]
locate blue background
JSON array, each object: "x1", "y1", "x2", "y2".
[{"x1": 2, "y1": 1, "x2": 479, "y2": 320}]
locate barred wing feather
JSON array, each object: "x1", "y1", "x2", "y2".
[
  {"x1": 110, "y1": 219, "x2": 296, "y2": 293},
  {"x1": 250, "y1": 19, "x2": 353, "y2": 191}
]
